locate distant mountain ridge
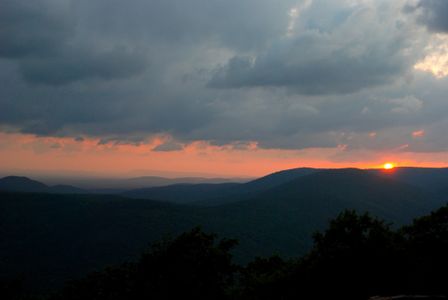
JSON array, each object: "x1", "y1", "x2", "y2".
[
  {"x1": 0, "y1": 175, "x2": 249, "y2": 194},
  {"x1": 3, "y1": 167, "x2": 448, "y2": 205},
  {"x1": 0, "y1": 176, "x2": 87, "y2": 194},
  {"x1": 25, "y1": 175, "x2": 251, "y2": 190},
  {"x1": 0, "y1": 176, "x2": 48, "y2": 192},
  {"x1": 123, "y1": 167, "x2": 319, "y2": 205}
]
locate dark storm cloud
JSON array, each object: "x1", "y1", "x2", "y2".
[
  {"x1": 19, "y1": 47, "x2": 147, "y2": 85},
  {"x1": 413, "y1": 0, "x2": 448, "y2": 32},
  {"x1": 72, "y1": 0, "x2": 295, "y2": 51},
  {"x1": 0, "y1": 0, "x2": 147, "y2": 85},
  {"x1": 0, "y1": 0, "x2": 73, "y2": 58},
  {"x1": 209, "y1": 45, "x2": 405, "y2": 95},
  {"x1": 1, "y1": 0, "x2": 448, "y2": 153},
  {"x1": 210, "y1": 5, "x2": 413, "y2": 94}
]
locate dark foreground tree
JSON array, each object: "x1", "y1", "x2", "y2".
[
  {"x1": 299, "y1": 211, "x2": 405, "y2": 299},
  {"x1": 1, "y1": 278, "x2": 26, "y2": 300},
  {"x1": 238, "y1": 210, "x2": 405, "y2": 300},
  {"x1": 8, "y1": 205, "x2": 448, "y2": 300},
  {"x1": 401, "y1": 205, "x2": 448, "y2": 295},
  {"x1": 237, "y1": 255, "x2": 293, "y2": 300},
  {"x1": 52, "y1": 227, "x2": 238, "y2": 300},
  {"x1": 239, "y1": 208, "x2": 448, "y2": 300}
]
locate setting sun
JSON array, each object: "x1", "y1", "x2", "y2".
[{"x1": 383, "y1": 163, "x2": 395, "y2": 170}]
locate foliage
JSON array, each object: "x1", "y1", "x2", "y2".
[
  {"x1": 3, "y1": 205, "x2": 448, "y2": 300},
  {"x1": 237, "y1": 207, "x2": 448, "y2": 300},
  {"x1": 400, "y1": 206, "x2": 448, "y2": 294},
  {"x1": 51, "y1": 227, "x2": 238, "y2": 300}
]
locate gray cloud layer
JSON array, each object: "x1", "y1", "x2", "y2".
[
  {"x1": 414, "y1": 0, "x2": 448, "y2": 32},
  {"x1": 1, "y1": 0, "x2": 448, "y2": 153},
  {"x1": 0, "y1": 0, "x2": 147, "y2": 85},
  {"x1": 210, "y1": 3, "x2": 416, "y2": 94}
]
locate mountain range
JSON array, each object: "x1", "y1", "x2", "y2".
[
  {"x1": 0, "y1": 167, "x2": 447, "y2": 292},
  {"x1": 21, "y1": 175, "x2": 251, "y2": 190},
  {"x1": 0, "y1": 176, "x2": 86, "y2": 194}
]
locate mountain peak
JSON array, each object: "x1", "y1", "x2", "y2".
[{"x1": 0, "y1": 176, "x2": 48, "y2": 192}]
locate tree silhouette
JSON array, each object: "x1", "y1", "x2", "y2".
[
  {"x1": 301, "y1": 211, "x2": 404, "y2": 299},
  {"x1": 54, "y1": 227, "x2": 238, "y2": 300},
  {"x1": 238, "y1": 255, "x2": 292, "y2": 300},
  {"x1": 6, "y1": 206, "x2": 448, "y2": 300},
  {"x1": 401, "y1": 206, "x2": 448, "y2": 294}
]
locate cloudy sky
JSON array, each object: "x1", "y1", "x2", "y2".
[{"x1": 1, "y1": 0, "x2": 448, "y2": 177}]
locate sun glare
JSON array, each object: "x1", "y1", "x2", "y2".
[{"x1": 383, "y1": 163, "x2": 395, "y2": 170}]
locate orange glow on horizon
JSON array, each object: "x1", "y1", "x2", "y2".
[{"x1": 1, "y1": 132, "x2": 448, "y2": 178}]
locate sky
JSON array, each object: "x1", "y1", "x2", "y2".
[{"x1": 1, "y1": 0, "x2": 448, "y2": 178}]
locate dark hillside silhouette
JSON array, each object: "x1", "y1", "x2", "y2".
[
  {"x1": 1, "y1": 168, "x2": 447, "y2": 293},
  {"x1": 6, "y1": 206, "x2": 447, "y2": 299},
  {"x1": 369, "y1": 167, "x2": 448, "y2": 193},
  {"x1": 0, "y1": 176, "x2": 49, "y2": 193},
  {"x1": 0, "y1": 176, "x2": 87, "y2": 194},
  {"x1": 123, "y1": 167, "x2": 317, "y2": 205}
]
